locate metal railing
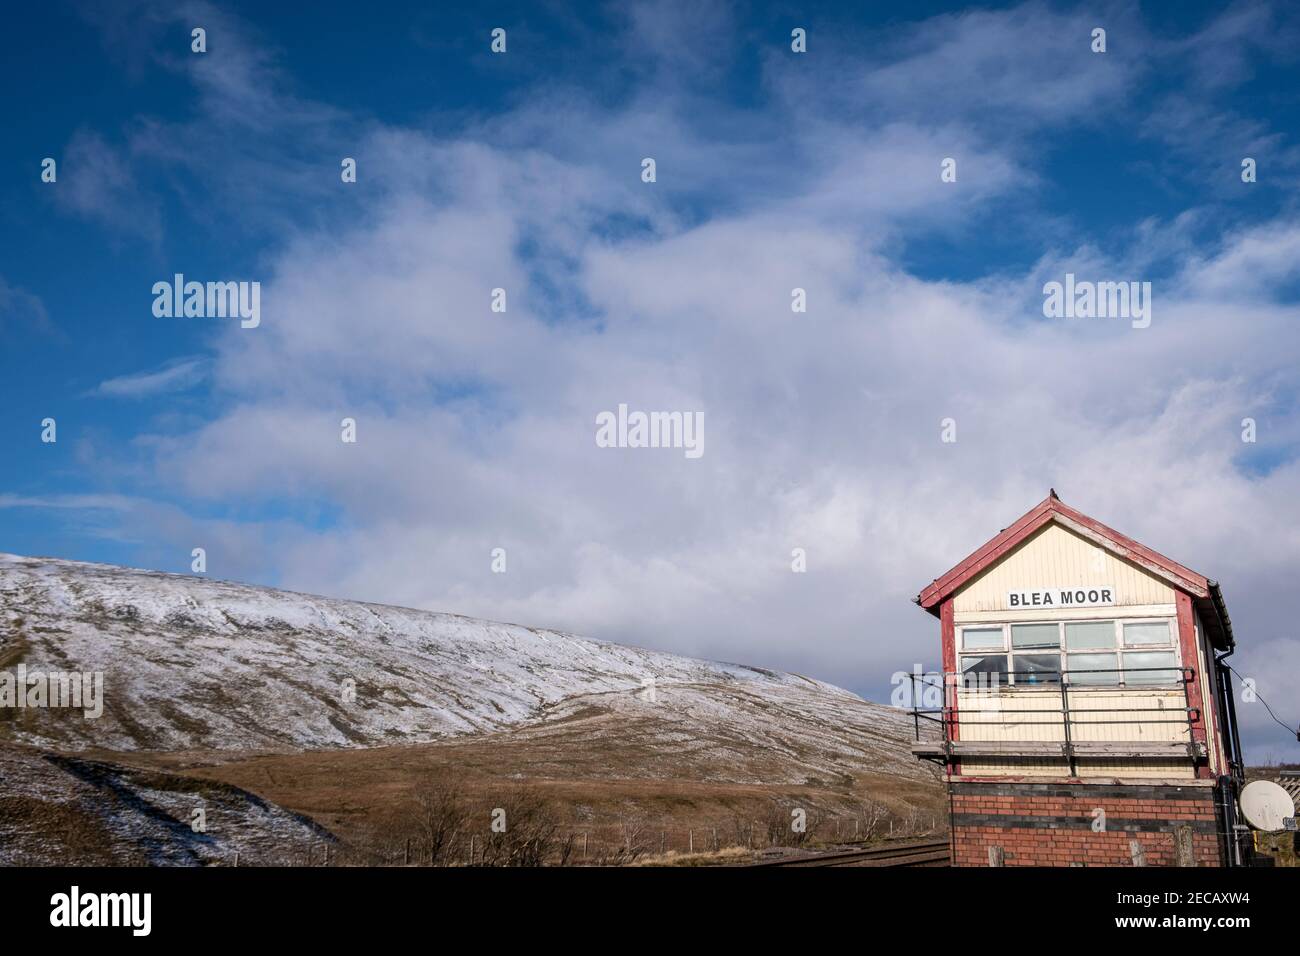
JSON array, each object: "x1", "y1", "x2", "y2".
[{"x1": 907, "y1": 666, "x2": 1202, "y2": 774}]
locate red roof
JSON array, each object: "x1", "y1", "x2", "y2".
[{"x1": 915, "y1": 491, "x2": 1234, "y2": 649}]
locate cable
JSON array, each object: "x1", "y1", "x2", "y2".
[{"x1": 1224, "y1": 662, "x2": 1300, "y2": 742}]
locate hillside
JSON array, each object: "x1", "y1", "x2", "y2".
[
  {"x1": 0, "y1": 552, "x2": 942, "y2": 862},
  {"x1": 0, "y1": 743, "x2": 328, "y2": 866},
  {"x1": 0, "y1": 553, "x2": 928, "y2": 780}
]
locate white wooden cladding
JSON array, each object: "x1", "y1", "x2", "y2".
[
  {"x1": 953, "y1": 523, "x2": 1176, "y2": 615},
  {"x1": 948, "y1": 521, "x2": 1200, "y2": 779},
  {"x1": 954, "y1": 687, "x2": 1195, "y2": 779}
]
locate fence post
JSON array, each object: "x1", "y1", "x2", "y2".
[
  {"x1": 583, "y1": 832, "x2": 588, "y2": 860},
  {"x1": 1060, "y1": 677, "x2": 1076, "y2": 777},
  {"x1": 912, "y1": 670, "x2": 920, "y2": 739},
  {"x1": 689, "y1": 829, "x2": 694, "y2": 853}
]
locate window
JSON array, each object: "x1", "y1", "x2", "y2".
[
  {"x1": 961, "y1": 628, "x2": 1003, "y2": 649},
  {"x1": 960, "y1": 653, "x2": 1007, "y2": 677},
  {"x1": 1009, "y1": 624, "x2": 1061, "y2": 683},
  {"x1": 1011, "y1": 623, "x2": 1059, "y2": 648},
  {"x1": 1013, "y1": 653, "x2": 1061, "y2": 684},
  {"x1": 957, "y1": 619, "x2": 1180, "y2": 687},
  {"x1": 1123, "y1": 621, "x2": 1170, "y2": 645},
  {"x1": 1068, "y1": 652, "x2": 1121, "y2": 685},
  {"x1": 1123, "y1": 650, "x2": 1180, "y2": 683},
  {"x1": 959, "y1": 628, "x2": 1007, "y2": 680},
  {"x1": 1065, "y1": 621, "x2": 1113, "y2": 649}
]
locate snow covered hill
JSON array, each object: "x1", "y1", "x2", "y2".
[{"x1": 0, "y1": 554, "x2": 926, "y2": 784}]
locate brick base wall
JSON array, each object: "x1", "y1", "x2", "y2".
[{"x1": 949, "y1": 781, "x2": 1224, "y2": 867}]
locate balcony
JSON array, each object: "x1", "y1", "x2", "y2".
[{"x1": 908, "y1": 666, "x2": 1207, "y2": 772}]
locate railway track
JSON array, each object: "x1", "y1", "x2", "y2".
[{"x1": 749, "y1": 839, "x2": 951, "y2": 868}]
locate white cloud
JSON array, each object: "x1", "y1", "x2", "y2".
[
  {"x1": 134, "y1": 153, "x2": 1300, "y2": 721},
  {"x1": 52, "y1": 129, "x2": 163, "y2": 240},
  {"x1": 63, "y1": 0, "x2": 1300, "y2": 762},
  {"x1": 0, "y1": 494, "x2": 137, "y2": 511},
  {"x1": 0, "y1": 276, "x2": 55, "y2": 337},
  {"x1": 1178, "y1": 222, "x2": 1300, "y2": 299},
  {"x1": 91, "y1": 357, "x2": 207, "y2": 398}
]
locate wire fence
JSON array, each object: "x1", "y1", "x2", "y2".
[{"x1": 223, "y1": 810, "x2": 949, "y2": 867}]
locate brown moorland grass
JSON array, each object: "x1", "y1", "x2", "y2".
[{"x1": 104, "y1": 701, "x2": 947, "y2": 865}]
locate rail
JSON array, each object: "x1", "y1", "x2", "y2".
[
  {"x1": 749, "y1": 839, "x2": 951, "y2": 868},
  {"x1": 907, "y1": 666, "x2": 1204, "y2": 773}
]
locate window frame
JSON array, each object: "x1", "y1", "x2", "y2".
[{"x1": 955, "y1": 617, "x2": 1181, "y2": 688}]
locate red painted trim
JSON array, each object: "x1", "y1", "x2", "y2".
[
  {"x1": 917, "y1": 498, "x2": 1055, "y2": 611},
  {"x1": 1175, "y1": 591, "x2": 1212, "y2": 780},
  {"x1": 917, "y1": 494, "x2": 1211, "y2": 613},
  {"x1": 1211, "y1": 653, "x2": 1229, "y2": 776},
  {"x1": 940, "y1": 598, "x2": 959, "y2": 776},
  {"x1": 1052, "y1": 508, "x2": 1208, "y2": 596}
]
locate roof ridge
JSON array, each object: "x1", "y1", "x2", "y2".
[{"x1": 917, "y1": 492, "x2": 1210, "y2": 611}]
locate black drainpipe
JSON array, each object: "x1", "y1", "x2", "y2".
[{"x1": 1214, "y1": 647, "x2": 1245, "y2": 867}]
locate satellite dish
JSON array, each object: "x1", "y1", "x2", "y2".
[{"x1": 1239, "y1": 780, "x2": 1296, "y2": 832}]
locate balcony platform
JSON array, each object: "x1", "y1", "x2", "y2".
[{"x1": 911, "y1": 740, "x2": 1207, "y2": 760}]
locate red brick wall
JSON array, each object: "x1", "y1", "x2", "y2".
[{"x1": 950, "y1": 782, "x2": 1223, "y2": 867}]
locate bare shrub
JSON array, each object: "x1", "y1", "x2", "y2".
[
  {"x1": 729, "y1": 814, "x2": 759, "y2": 849},
  {"x1": 856, "y1": 798, "x2": 889, "y2": 841},
  {"x1": 589, "y1": 820, "x2": 649, "y2": 865},
  {"x1": 764, "y1": 800, "x2": 822, "y2": 847},
  {"x1": 556, "y1": 832, "x2": 576, "y2": 866},
  {"x1": 475, "y1": 787, "x2": 563, "y2": 867},
  {"x1": 410, "y1": 780, "x2": 469, "y2": 865}
]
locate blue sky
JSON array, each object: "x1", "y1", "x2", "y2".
[{"x1": 3, "y1": 0, "x2": 1299, "y2": 762}]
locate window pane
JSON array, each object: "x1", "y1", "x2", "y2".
[
  {"x1": 1013, "y1": 653, "x2": 1061, "y2": 684},
  {"x1": 961, "y1": 628, "x2": 1003, "y2": 650},
  {"x1": 1012, "y1": 623, "x2": 1060, "y2": 648},
  {"x1": 1065, "y1": 620, "x2": 1115, "y2": 650},
  {"x1": 960, "y1": 654, "x2": 1007, "y2": 678},
  {"x1": 1124, "y1": 651, "x2": 1180, "y2": 684},
  {"x1": 1123, "y1": 622, "x2": 1170, "y2": 646},
  {"x1": 1067, "y1": 653, "x2": 1120, "y2": 684}
]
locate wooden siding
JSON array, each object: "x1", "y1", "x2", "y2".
[
  {"x1": 954, "y1": 687, "x2": 1196, "y2": 779},
  {"x1": 953, "y1": 522, "x2": 1176, "y2": 615},
  {"x1": 941, "y1": 521, "x2": 1208, "y2": 780},
  {"x1": 954, "y1": 604, "x2": 1175, "y2": 624}
]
